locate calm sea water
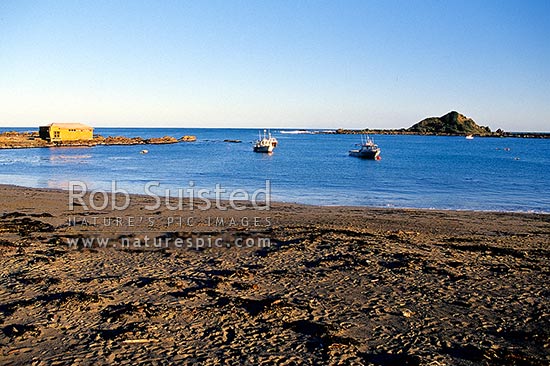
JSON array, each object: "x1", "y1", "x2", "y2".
[{"x1": 1, "y1": 127, "x2": 549, "y2": 213}]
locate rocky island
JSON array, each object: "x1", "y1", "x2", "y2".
[
  {"x1": 333, "y1": 111, "x2": 550, "y2": 138},
  {"x1": 408, "y1": 111, "x2": 491, "y2": 135}
]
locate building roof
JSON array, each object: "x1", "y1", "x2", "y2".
[{"x1": 43, "y1": 123, "x2": 93, "y2": 130}]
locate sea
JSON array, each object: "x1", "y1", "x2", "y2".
[{"x1": 1, "y1": 127, "x2": 549, "y2": 213}]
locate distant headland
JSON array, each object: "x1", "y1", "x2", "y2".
[{"x1": 331, "y1": 111, "x2": 550, "y2": 138}]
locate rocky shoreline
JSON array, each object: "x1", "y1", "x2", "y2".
[
  {"x1": 0, "y1": 132, "x2": 195, "y2": 149},
  {"x1": 327, "y1": 129, "x2": 550, "y2": 139},
  {"x1": 0, "y1": 185, "x2": 548, "y2": 365}
]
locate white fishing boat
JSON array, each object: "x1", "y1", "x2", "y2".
[
  {"x1": 253, "y1": 130, "x2": 278, "y2": 153},
  {"x1": 465, "y1": 135, "x2": 474, "y2": 140},
  {"x1": 349, "y1": 135, "x2": 381, "y2": 160}
]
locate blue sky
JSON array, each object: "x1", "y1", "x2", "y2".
[{"x1": 1, "y1": 0, "x2": 549, "y2": 131}]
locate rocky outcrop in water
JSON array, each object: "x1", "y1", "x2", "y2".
[
  {"x1": 0, "y1": 132, "x2": 186, "y2": 149},
  {"x1": 180, "y1": 135, "x2": 197, "y2": 142},
  {"x1": 99, "y1": 136, "x2": 145, "y2": 145},
  {"x1": 408, "y1": 111, "x2": 491, "y2": 135},
  {"x1": 144, "y1": 136, "x2": 178, "y2": 144}
]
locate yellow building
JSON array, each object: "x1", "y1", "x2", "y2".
[{"x1": 39, "y1": 123, "x2": 94, "y2": 142}]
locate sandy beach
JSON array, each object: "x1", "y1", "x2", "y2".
[{"x1": 0, "y1": 184, "x2": 548, "y2": 365}]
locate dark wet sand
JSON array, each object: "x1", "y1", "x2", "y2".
[{"x1": 0, "y1": 184, "x2": 548, "y2": 365}]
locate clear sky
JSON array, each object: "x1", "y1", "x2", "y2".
[{"x1": 1, "y1": 0, "x2": 549, "y2": 131}]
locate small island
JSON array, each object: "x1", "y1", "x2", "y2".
[{"x1": 332, "y1": 111, "x2": 550, "y2": 138}]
